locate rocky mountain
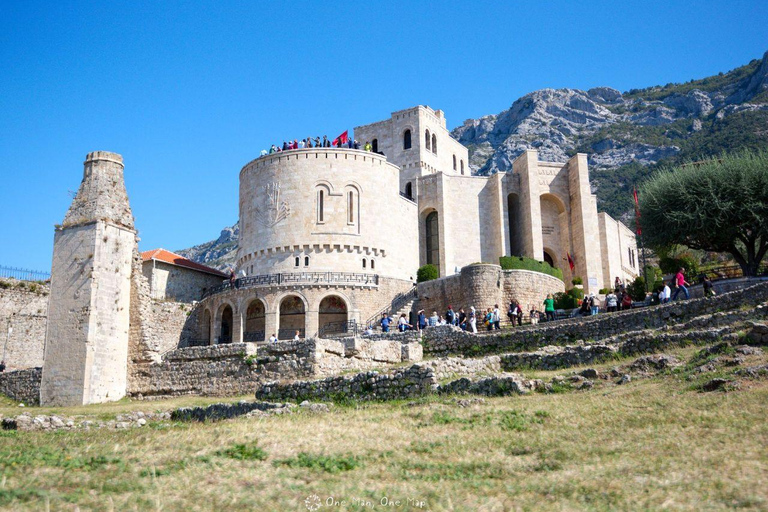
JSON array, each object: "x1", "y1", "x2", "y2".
[
  {"x1": 176, "y1": 223, "x2": 239, "y2": 271},
  {"x1": 179, "y1": 51, "x2": 768, "y2": 267},
  {"x1": 453, "y1": 51, "x2": 768, "y2": 221}
]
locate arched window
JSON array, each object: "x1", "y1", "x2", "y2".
[
  {"x1": 425, "y1": 211, "x2": 439, "y2": 272},
  {"x1": 372, "y1": 139, "x2": 378, "y2": 153},
  {"x1": 294, "y1": 256, "x2": 300, "y2": 267},
  {"x1": 362, "y1": 258, "x2": 367, "y2": 269},
  {"x1": 317, "y1": 189, "x2": 325, "y2": 223},
  {"x1": 432, "y1": 134, "x2": 437, "y2": 154},
  {"x1": 453, "y1": 154, "x2": 457, "y2": 171},
  {"x1": 370, "y1": 259, "x2": 375, "y2": 270},
  {"x1": 304, "y1": 256, "x2": 310, "y2": 267},
  {"x1": 461, "y1": 160, "x2": 465, "y2": 175},
  {"x1": 348, "y1": 190, "x2": 355, "y2": 224},
  {"x1": 405, "y1": 182, "x2": 413, "y2": 199},
  {"x1": 425, "y1": 130, "x2": 431, "y2": 150},
  {"x1": 403, "y1": 129, "x2": 412, "y2": 150}
]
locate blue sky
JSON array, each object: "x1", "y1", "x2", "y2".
[{"x1": 1, "y1": 0, "x2": 766, "y2": 272}]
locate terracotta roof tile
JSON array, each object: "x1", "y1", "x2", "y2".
[{"x1": 141, "y1": 248, "x2": 228, "y2": 278}]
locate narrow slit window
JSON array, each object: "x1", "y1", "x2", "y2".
[
  {"x1": 371, "y1": 259, "x2": 375, "y2": 270},
  {"x1": 348, "y1": 191, "x2": 354, "y2": 223},
  {"x1": 304, "y1": 256, "x2": 310, "y2": 267},
  {"x1": 318, "y1": 190, "x2": 324, "y2": 222},
  {"x1": 362, "y1": 258, "x2": 367, "y2": 269},
  {"x1": 294, "y1": 256, "x2": 300, "y2": 267}
]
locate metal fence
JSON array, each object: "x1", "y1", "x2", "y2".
[
  {"x1": 0, "y1": 266, "x2": 50, "y2": 282},
  {"x1": 201, "y1": 272, "x2": 379, "y2": 299}
]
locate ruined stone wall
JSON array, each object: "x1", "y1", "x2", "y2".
[
  {"x1": 0, "y1": 280, "x2": 48, "y2": 369},
  {"x1": 416, "y1": 264, "x2": 564, "y2": 318},
  {"x1": 128, "y1": 336, "x2": 423, "y2": 399},
  {"x1": 421, "y1": 281, "x2": 768, "y2": 357},
  {"x1": 0, "y1": 368, "x2": 42, "y2": 405}
]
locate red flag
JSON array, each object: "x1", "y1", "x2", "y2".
[
  {"x1": 567, "y1": 252, "x2": 575, "y2": 271},
  {"x1": 633, "y1": 187, "x2": 642, "y2": 236},
  {"x1": 333, "y1": 130, "x2": 348, "y2": 147}
]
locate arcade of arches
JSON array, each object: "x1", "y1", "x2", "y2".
[{"x1": 200, "y1": 293, "x2": 353, "y2": 344}]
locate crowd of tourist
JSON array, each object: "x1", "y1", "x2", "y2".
[
  {"x1": 375, "y1": 267, "x2": 710, "y2": 334},
  {"x1": 257, "y1": 133, "x2": 381, "y2": 157}
]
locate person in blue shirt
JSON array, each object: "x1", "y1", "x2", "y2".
[
  {"x1": 417, "y1": 310, "x2": 427, "y2": 331},
  {"x1": 380, "y1": 313, "x2": 391, "y2": 333}
]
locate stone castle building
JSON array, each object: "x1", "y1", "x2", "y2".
[
  {"x1": 27, "y1": 105, "x2": 637, "y2": 406},
  {"x1": 199, "y1": 105, "x2": 638, "y2": 345}
]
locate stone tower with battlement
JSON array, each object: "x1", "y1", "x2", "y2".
[{"x1": 40, "y1": 151, "x2": 137, "y2": 406}]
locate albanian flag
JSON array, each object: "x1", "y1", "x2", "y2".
[
  {"x1": 333, "y1": 130, "x2": 349, "y2": 147},
  {"x1": 567, "y1": 252, "x2": 575, "y2": 271}
]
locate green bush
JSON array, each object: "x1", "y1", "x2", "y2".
[
  {"x1": 598, "y1": 288, "x2": 613, "y2": 295},
  {"x1": 659, "y1": 253, "x2": 699, "y2": 277},
  {"x1": 571, "y1": 277, "x2": 583, "y2": 285},
  {"x1": 627, "y1": 277, "x2": 648, "y2": 301},
  {"x1": 499, "y1": 256, "x2": 564, "y2": 281},
  {"x1": 416, "y1": 264, "x2": 439, "y2": 283},
  {"x1": 553, "y1": 288, "x2": 583, "y2": 309}
]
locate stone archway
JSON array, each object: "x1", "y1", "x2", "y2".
[
  {"x1": 424, "y1": 210, "x2": 440, "y2": 272},
  {"x1": 219, "y1": 304, "x2": 233, "y2": 343},
  {"x1": 540, "y1": 193, "x2": 570, "y2": 277},
  {"x1": 507, "y1": 193, "x2": 521, "y2": 256},
  {"x1": 201, "y1": 309, "x2": 212, "y2": 345},
  {"x1": 318, "y1": 295, "x2": 348, "y2": 336},
  {"x1": 244, "y1": 298, "x2": 266, "y2": 342},
  {"x1": 278, "y1": 295, "x2": 305, "y2": 340}
]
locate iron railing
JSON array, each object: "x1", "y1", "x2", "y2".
[
  {"x1": 278, "y1": 328, "x2": 305, "y2": 340},
  {"x1": 0, "y1": 266, "x2": 50, "y2": 282},
  {"x1": 399, "y1": 191, "x2": 416, "y2": 202},
  {"x1": 364, "y1": 287, "x2": 418, "y2": 329},
  {"x1": 697, "y1": 264, "x2": 768, "y2": 281},
  {"x1": 243, "y1": 330, "x2": 265, "y2": 342},
  {"x1": 318, "y1": 320, "x2": 359, "y2": 338},
  {"x1": 201, "y1": 272, "x2": 379, "y2": 299}
]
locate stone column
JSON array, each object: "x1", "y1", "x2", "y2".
[
  {"x1": 567, "y1": 154, "x2": 605, "y2": 294},
  {"x1": 233, "y1": 306, "x2": 243, "y2": 343},
  {"x1": 306, "y1": 308, "x2": 319, "y2": 338},
  {"x1": 514, "y1": 151, "x2": 543, "y2": 260},
  {"x1": 264, "y1": 308, "x2": 278, "y2": 341},
  {"x1": 40, "y1": 151, "x2": 136, "y2": 406}
]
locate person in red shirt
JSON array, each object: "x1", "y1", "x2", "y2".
[{"x1": 671, "y1": 267, "x2": 691, "y2": 300}]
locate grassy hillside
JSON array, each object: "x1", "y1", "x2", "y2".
[{"x1": 1, "y1": 344, "x2": 766, "y2": 511}]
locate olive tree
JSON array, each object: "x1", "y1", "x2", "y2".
[{"x1": 639, "y1": 150, "x2": 768, "y2": 276}]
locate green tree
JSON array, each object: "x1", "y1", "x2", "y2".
[{"x1": 639, "y1": 150, "x2": 768, "y2": 276}]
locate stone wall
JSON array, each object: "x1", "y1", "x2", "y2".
[
  {"x1": 142, "y1": 260, "x2": 225, "y2": 302},
  {"x1": 0, "y1": 368, "x2": 42, "y2": 405},
  {"x1": 416, "y1": 264, "x2": 564, "y2": 318},
  {"x1": 128, "y1": 335, "x2": 423, "y2": 399},
  {"x1": 0, "y1": 279, "x2": 48, "y2": 369},
  {"x1": 255, "y1": 364, "x2": 436, "y2": 402},
  {"x1": 421, "y1": 281, "x2": 768, "y2": 357}
]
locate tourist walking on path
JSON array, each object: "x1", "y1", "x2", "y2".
[
  {"x1": 398, "y1": 313, "x2": 412, "y2": 332},
  {"x1": 446, "y1": 306, "x2": 456, "y2": 326},
  {"x1": 543, "y1": 294, "x2": 556, "y2": 322},
  {"x1": 429, "y1": 311, "x2": 439, "y2": 327},
  {"x1": 458, "y1": 308, "x2": 467, "y2": 330},
  {"x1": 469, "y1": 307, "x2": 477, "y2": 333},
  {"x1": 606, "y1": 291, "x2": 618, "y2": 312},
  {"x1": 702, "y1": 275, "x2": 716, "y2": 297},
  {"x1": 672, "y1": 267, "x2": 691, "y2": 300},
  {"x1": 493, "y1": 304, "x2": 501, "y2": 330},
  {"x1": 417, "y1": 310, "x2": 427, "y2": 331},
  {"x1": 621, "y1": 292, "x2": 633, "y2": 310},
  {"x1": 515, "y1": 301, "x2": 523, "y2": 325},
  {"x1": 380, "y1": 313, "x2": 391, "y2": 333},
  {"x1": 590, "y1": 294, "x2": 599, "y2": 315}
]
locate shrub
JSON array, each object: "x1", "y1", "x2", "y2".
[
  {"x1": 553, "y1": 289, "x2": 583, "y2": 309},
  {"x1": 499, "y1": 256, "x2": 563, "y2": 281},
  {"x1": 416, "y1": 264, "x2": 439, "y2": 283},
  {"x1": 659, "y1": 253, "x2": 699, "y2": 277},
  {"x1": 627, "y1": 276, "x2": 648, "y2": 301},
  {"x1": 571, "y1": 277, "x2": 583, "y2": 285},
  {"x1": 598, "y1": 288, "x2": 613, "y2": 295}
]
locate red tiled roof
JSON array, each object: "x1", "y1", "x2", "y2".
[{"x1": 141, "y1": 249, "x2": 228, "y2": 278}]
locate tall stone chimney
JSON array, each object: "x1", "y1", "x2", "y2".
[{"x1": 40, "y1": 151, "x2": 136, "y2": 406}]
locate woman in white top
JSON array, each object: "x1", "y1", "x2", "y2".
[
  {"x1": 469, "y1": 306, "x2": 477, "y2": 333},
  {"x1": 397, "y1": 314, "x2": 412, "y2": 332},
  {"x1": 293, "y1": 330, "x2": 301, "y2": 341}
]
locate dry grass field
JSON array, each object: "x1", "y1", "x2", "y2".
[{"x1": 0, "y1": 346, "x2": 766, "y2": 511}]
